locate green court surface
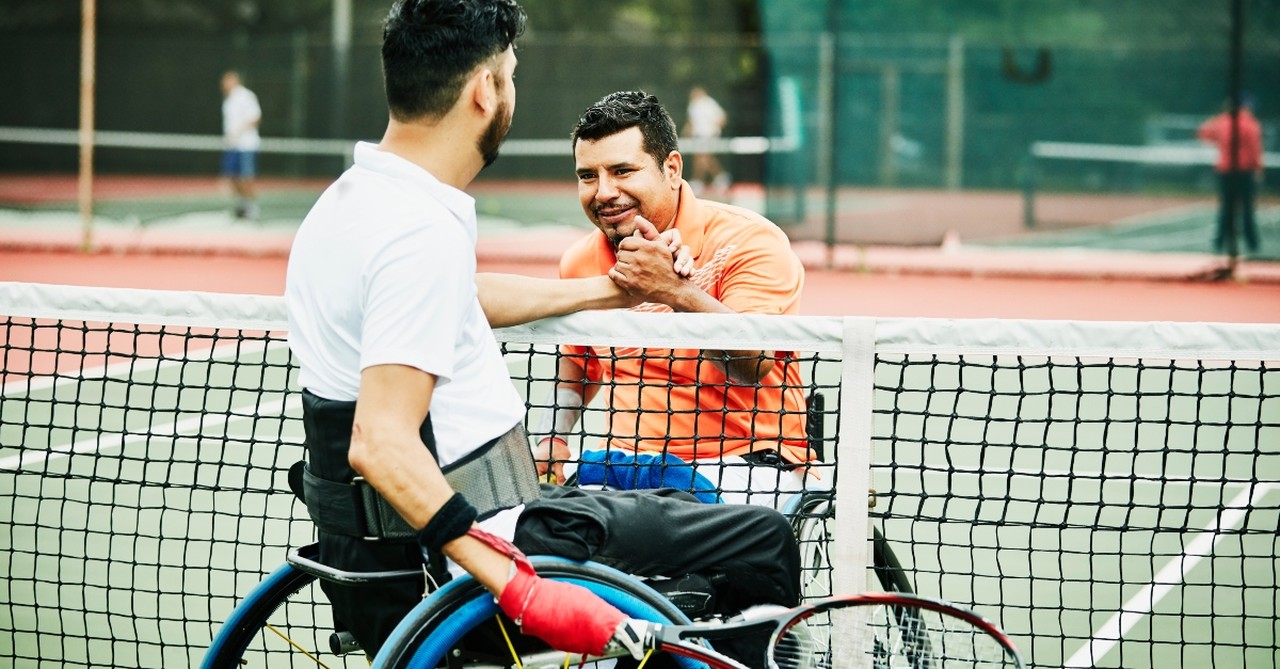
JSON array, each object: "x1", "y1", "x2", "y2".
[
  {"x1": 871, "y1": 355, "x2": 1278, "y2": 668},
  {"x1": 1, "y1": 341, "x2": 310, "y2": 667},
  {"x1": 978, "y1": 204, "x2": 1280, "y2": 260},
  {"x1": 0, "y1": 187, "x2": 327, "y2": 227}
]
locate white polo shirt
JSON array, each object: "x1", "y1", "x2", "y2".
[
  {"x1": 285, "y1": 141, "x2": 525, "y2": 468},
  {"x1": 222, "y1": 85, "x2": 262, "y2": 151}
]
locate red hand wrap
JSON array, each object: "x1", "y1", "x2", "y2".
[
  {"x1": 467, "y1": 528, "x2": 625, "y2": 656},
  {"x1": 498, "y1": 560, "x2": 626, "y2": 656}
]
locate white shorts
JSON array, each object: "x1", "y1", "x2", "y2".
[
  {"x1": 567, "y1": 454, "x2": 831, "y2": 511},
  {"x1": 445, "y1": 503, "x2": 524, "y2": 580},
  {"x1": 688, "y1": 456, "x2": 831, "y2": 510}
]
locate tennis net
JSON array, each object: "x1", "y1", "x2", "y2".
[
  {"x1": 0, "y1": 126, "x2": 785, "y2": 221},
  {"x1": 1021, "y1": 141, "x2": 1280, "y2": 236},
  {"x1": 0, "y1": 126, "x2": 793, "y2": 255},
  {"x1": 1, "y1": 281, "x2": 1277, "y2": 668}
]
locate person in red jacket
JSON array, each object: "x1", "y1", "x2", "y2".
[{"x1": 1198, "y1": 96, "x2": 1265, "y2": 254}]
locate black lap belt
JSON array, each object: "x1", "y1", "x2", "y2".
[
  {"x1": 740, "y1": 449, "x2": 798, "y2": 470},
  {"x1": 300, "y1": 422, "x2": 541, "y2": 542}
]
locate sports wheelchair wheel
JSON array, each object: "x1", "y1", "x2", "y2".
[
  {"x1": 202, "y1": 543, "x2": 422, "y2": 668},
  {"x1": 787, "y1": 490, "x2": 916, "y2": 599},
  {"x1": 373, "y1": 557, "x2": 705, "y2": 669},
  {"x1": 787, "y1": 491, "x2": 933, "y2": 669}
]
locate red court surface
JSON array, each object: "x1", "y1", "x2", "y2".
[{"x1": 3, "y1": 250, "x2": 1277, "y2": 324}]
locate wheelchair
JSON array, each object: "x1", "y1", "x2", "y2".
[
  {"x1": 200, "y1": 495, "x2": 914, "y2": 669},
  {"x1": 201, "y1": 541, "x2": 712, "y2": 668},
  {"x1": 203, "y1": 392, "x2": 915, "y2": 668}
]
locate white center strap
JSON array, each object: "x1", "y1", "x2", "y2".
[{"x1": 832, "y1": 317, "x2": 875, "y2": 658}]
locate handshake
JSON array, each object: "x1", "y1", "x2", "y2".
[{"x1": 607, "y1": 214, "x2": 696, "y2": 307}]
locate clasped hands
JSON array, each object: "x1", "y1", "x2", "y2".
[{"x1": 608, "y1": 215, "x2": 694, "y2": 306}]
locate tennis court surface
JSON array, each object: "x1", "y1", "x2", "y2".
[{"x1": 1, "y1": 281, "x2": 1276, "y2": 668}]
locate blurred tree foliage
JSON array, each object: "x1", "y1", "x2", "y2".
[
  {"x1": 0, "y1": 0, "x2": 757, "y2": 35},
  {"x1": 1, "y1": 0, "x2": 328, "y2": 32},
  {"x1": 833, "y1": 0, "x2": 1280, "y2": 47},
  {"x1": 5, "y1": 0, "x2": 1276, "y2": 48}
]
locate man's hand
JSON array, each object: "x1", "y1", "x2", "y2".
[
  {"x1": 533, "y1": 436, "x2": 570, "y2": 484},
  {"x1": 632, "y1": 215, "x2": 694, "y2": 277},
  {"x1": 607, "y1": 217, "x2": 778, "y2": 382},
  {"x1": 466, "y1": 527, "x2": 627, "y2": 657},
  {"x1": 610, "y1": 217, "x2": 693, "y2": 306},
  {"x1": 669, "y1": 230, "x2": 695, "y2": 277},
  {"x1": 499, "y1": 563, "x2": 628, "y2": 656}
]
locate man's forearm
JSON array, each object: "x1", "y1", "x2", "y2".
[
  {"x1": 662, "y1": 284, "x2": 775, "y2": 383},
  {"x1": 715, "y1": 351, "x2": 776, "y2": 384},
  {"x1": 536, "y1": 386, "x2": 586, "y2": 439},
  {"x1": 349, "y1": 424, "x2": 455, "y2": 528},
  {"x1": 477, "y1": 274, "x2": 632, "y2": 328},
  {"x1": 350, "y1": 423, "x2": 515, "y2": 596},
  {"x1": 442, "y1": 532, "x2": 513, "y2": 596}
]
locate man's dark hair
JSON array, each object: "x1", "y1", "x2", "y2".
[
  {"x1": 381, "y1": 0, "x2": 526, "y2": 121},
  {"x1": 571, "y1": 91, "x2": 680, "y2": 167}
]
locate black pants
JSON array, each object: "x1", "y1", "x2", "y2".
[
  {"x1": 518, "y1": 484, "x2": 799, "y2": 612},
  {"x1": 1216, "y1": 171, "x2": 1259, "y2": 253},
  {"x1": 319, "y1": 485, "x2": 800, "y2": 659},
  {"x1": 301, "y1": 391, "x2": 799, "y2": 659}
]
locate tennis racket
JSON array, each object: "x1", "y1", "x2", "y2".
[{"x1": 612, "y1": 591, "x2": 1025, "y2": 669}]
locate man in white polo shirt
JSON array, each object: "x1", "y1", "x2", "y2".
[
  {"x1": 283, "y1": 0, "x2": 800, "y2": 663},
  {"x1": 220, "y1": 70, "x2": 261, "y2": 220}
]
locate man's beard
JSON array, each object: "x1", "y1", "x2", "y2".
[{"x1": 478, "y1": 99, "x2": 512, "y2": 169}]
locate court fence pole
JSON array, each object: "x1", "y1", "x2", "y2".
[
  {"x1": 944, "y1": 35, "x2": 966, "y2": 190},
  {"x1": 817, "y1": 28, "x2": 838, "y2": 268},
  {"x1": 78, "y1": 0, "x2": 96, "y2": 253},
  {"x1": 1020, "y1": 148, "x2": 1037, "y2": 228},
  {"x1": 1223, "y1": 0, "x2": 1244, "y2": 276}
]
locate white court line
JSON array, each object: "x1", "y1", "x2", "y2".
[
  {"x1": 0, "y1": 393, "x2": 300, "y2": 472},
  {"x1": 2, "y1": 338, "x2": 287, "y2": 468},
  {"x1": 1, "y1": 338, "x2": 272, "y2": 397},
  {"x1": 1111, "y1": 202, "x2": 1215, "y2": 228},
  {"x1": 2, "y1": 354, "x2": 161, "y2": 397},
  {"x1": 1062, "y1": 482, "x2": 1274, "y2": 668},
  {"x1": 1109, "y1": 204, "x2": 1280, "y2": 241},
  {"x1": 1110, "y1": 204, "x2": 1280, "y2": 249},
  {"x1": 911, "y1": 453, "x2": 1261, "y2": 489}
]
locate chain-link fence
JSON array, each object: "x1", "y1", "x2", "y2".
[{"x1": 3, "y1": 4, "x2": 1278, "y2": 256}]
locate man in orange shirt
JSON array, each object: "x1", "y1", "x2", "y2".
[
  {"x1": 533, "y1": 91, "x2": 823, "y2": 510},
  {"x1": 1198, "y1": 95, "x2": 1265, "y2": 254}
]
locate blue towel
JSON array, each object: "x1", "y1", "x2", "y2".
[{"x1": 576, "y1": 450, "x2": 722, "y2": 504}]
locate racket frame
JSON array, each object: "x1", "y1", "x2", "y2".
[{"x1": 643, "y1": 591, "x2": 1025, "y2": 669}]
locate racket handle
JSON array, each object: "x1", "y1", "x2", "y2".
[{"x1": 605, "y1": 619, "x2": 656, "y2": 660}]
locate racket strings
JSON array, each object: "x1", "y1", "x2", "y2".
[{"x1": 769, "y1": 604, "x2": 1020, "y2": 669}]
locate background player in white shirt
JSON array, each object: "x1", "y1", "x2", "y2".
[
  {"x1": 684, "y1": 85, "x2": 730, "y2": 197},
  {"x1": 220, "y1": 70, "x2": 261, "y2": 219}
]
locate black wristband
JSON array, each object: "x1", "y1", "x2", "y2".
[{"x1": 416, "y1": 493, "x2": 478, "y2": 555}]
